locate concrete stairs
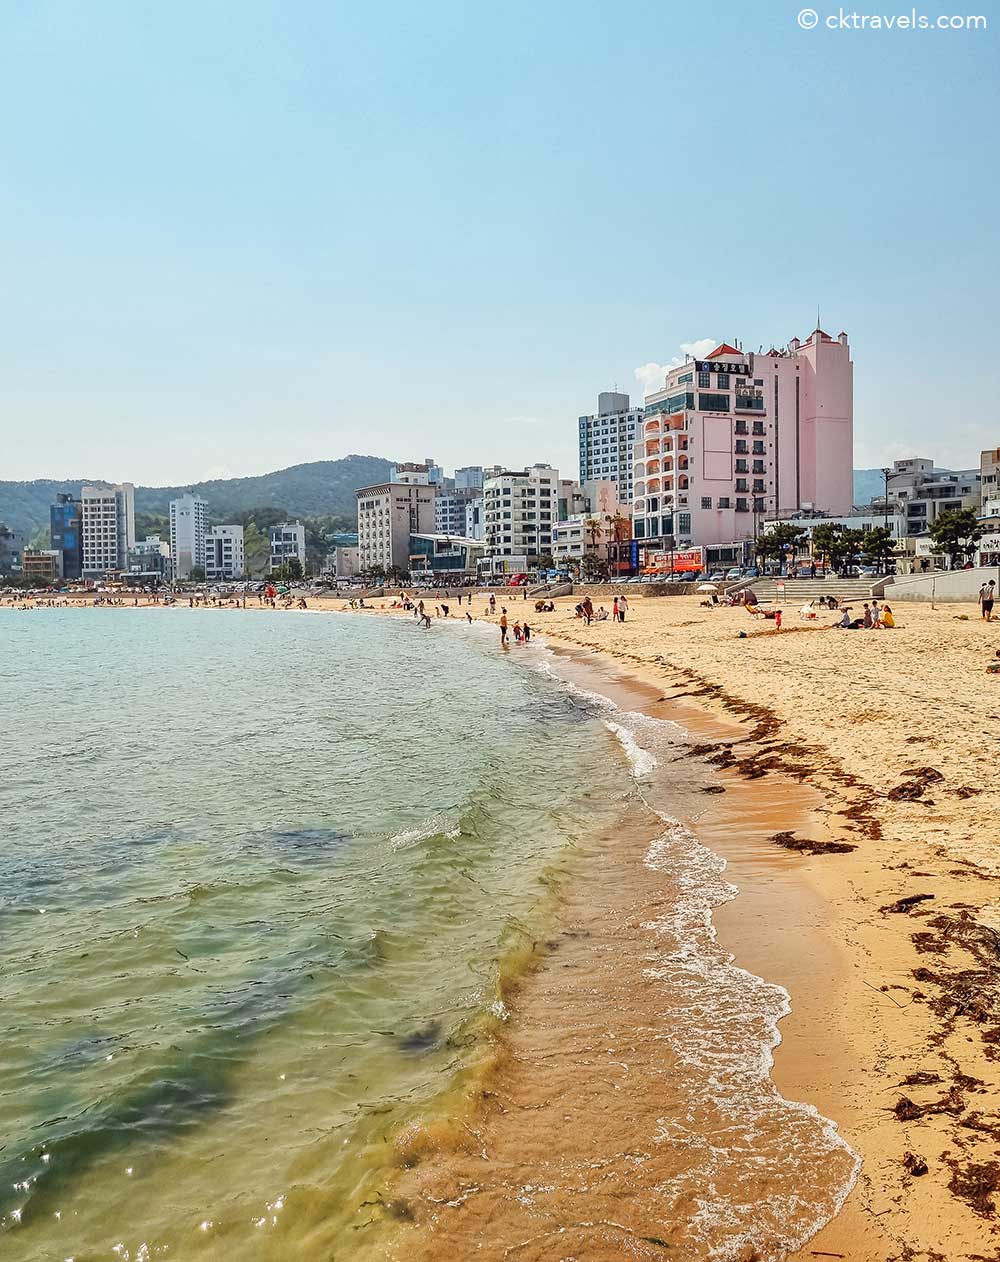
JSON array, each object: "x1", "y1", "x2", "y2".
[{"x1": 745, "y1": 578, "x2": 877, "y2": 604}]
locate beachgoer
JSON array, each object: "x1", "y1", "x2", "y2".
[
  {"x1": 980, "y1": 579, "x2": 995, "y2": 621},
  {"x1": 513, "y1": 621, "x2": 523, "y2": 642},
  {"x1": 523, "y1": 622, "x2": 531, "y2": 642},
  {"x1": 882, "y1": 604, "x2": 895, "y2": 628},
  {"x1": 619, "y1": 594, "x2": 628, "y2": 622},
  {"x1": 489, "y1": 593, "x2": 496, "y2": 613},
  {"x1": 441, "y1": 603, "x2": 449, "y2": 617},
  {"x1": 499, "y1": 609, "x2": 509, "y2": 645},
  {"x1": 862, "y1": 602, "x2": 872, "y2": 629},
  {"x1": 871, "y1": 600, "x2": 882, "y2": 628},
  {"x1": 466, "y1": 611, "x2": 472, "y2": 623},
  {"x1": 774, "y1": 608, "x2": 782, "y2": 631},
  {"x1": 613, "y1": 597, "x2": 619, "y2": 622}
]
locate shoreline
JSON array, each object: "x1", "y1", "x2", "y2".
[{"x1": 10, "y1": 592, "x2": 1000, "y2": 1256}]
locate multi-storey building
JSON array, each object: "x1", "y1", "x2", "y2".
[
  {"x1": 551, "y1": 480, "x2": 627, "y2": 568},
  {"x1": 168, "y1": 494, "x2": 208, "y2": 579},
  {"x1": 356, "y1": 483, "x2": 437, "y2": 571},
  {"x1": 81, "y1": 483, "x2": 135, "y2": 577},
  {"x1": 465, "y1": 498, "x2": 485, "y2": 541},
  {"x1": 50, "y1": 493, "x2": 83, "y2": 581},
  {"x1": 578, "y1": 391, "x2": 644, "y2": 503},
  {"x1": 482, "y1": 463, "x2": 571, "y2": 563},
  {"x1": 204, "y1": 525, "x2": 245, "y2": 580},
  {"x1": 875, "y1": 458, "x2": 982, "y2": 536},
  {"x1": 454, "y1": 466, "x2": 484, "y2": 491},
  {"x1": 269, "y1": 522, "x2": 307, "y2": 573},
  {"x1": 22, "y1": 549, "x2": 61, "y2": 583},
  {"x1": 435, "y1": 486, "x2": 483, "y2": 535},
  {"x1": 632, "y1": 332, "x2": 853, "y2": 553},
  {"x1": 0, "y1": 526, "x2": 25, "y2": 577}
]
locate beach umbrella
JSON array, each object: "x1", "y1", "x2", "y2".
[{"x1": 697, "y1": 582, "x2": 719, "y2": 593}]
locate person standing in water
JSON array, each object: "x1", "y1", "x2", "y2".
[{"x1": 499, "y1": 608, "x2": 509, "y2": 646}]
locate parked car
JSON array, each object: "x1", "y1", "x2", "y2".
[
  {"x1": 725, "y1": 568, "x2": 742, "y2": 581},
  {"x1": 708, "y1": 572, "x2": 726, "y2": 582}
]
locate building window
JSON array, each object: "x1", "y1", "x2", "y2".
[
  {"x1": 717, "y1": 497, "x2": 731, "y2": 509},
  {"x1": 716, "y1": 373, "x2": 729, "y2": 390},
  {"x1": 701, "y1": 497, "x2": 712, "y2": 509},
  {"x1": 677, "y1": 513, "x2": 691, "y2": 534},
  {"x1": 735, "y1": 459, "x2": 748, "y2": 473},
  {"x1": 679, "y1": 372, "x2": 693, "y2": 384},
  {"x1": 736, "y1": 498, "x2": 749, "y2": 513},
  {"x1": 698, "y1": 393, "x2": 730, "y2": 412},
  {"x1": 697, "y1": 371, "x2": 711, "y2": 388},
  {"x1": 752, "y1": 460, "x2": 765, "y2": 474}
]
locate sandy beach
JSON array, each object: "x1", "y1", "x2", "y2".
[{"x1": 10, "y1": 588, "x2": 1000, "y2": 1257}]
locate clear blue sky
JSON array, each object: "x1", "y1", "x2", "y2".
[{"x1": 2, "y1": 0, "x2": 997, "y2": 484}]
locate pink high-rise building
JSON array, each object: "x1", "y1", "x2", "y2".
[{"x1": 632, "y1": 329, "x2": 853, "y2": 556}]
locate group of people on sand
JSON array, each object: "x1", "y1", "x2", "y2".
[{"x1": 832, "y1": 600, "x2": 895, "y2": 630}]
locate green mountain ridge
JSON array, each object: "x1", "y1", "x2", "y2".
[{"x1": 0, "y1": 455, "x2": 393, "y2": 536}]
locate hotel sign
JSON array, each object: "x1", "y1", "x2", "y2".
[{"x1": 695, "y1": 360, "x2": 749, "y2": 376}]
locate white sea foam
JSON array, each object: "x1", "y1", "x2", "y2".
[{"x1": 603, "y1": 719, "x2": 657, "y2": 780}]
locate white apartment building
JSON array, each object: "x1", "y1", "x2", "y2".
[
  {"x1": 356, "y1": 483, "x2": 437, "y2": 570},
  {"x1": 81, "y1": 483, "x2": 135, "y2": 577},
  {"x1": 633, "y1": 332, "x2": 854, "y2": 553},
  {"x1": 269, "y1": 522, "x2": 306, "y2": 573},
  {"x1": 204, "y1": 525, "x2": 245, "y2": 580},
  {"x1": 876, "y1": 457, "x2": 982, "y2": 536},
  {"x1": 388, "y1": 459, "x2": 445, "y2": 486},
  {"x1": 482, "y1": 464, "x2": 581, "y2": 562},
  {"x1": 169, "y1": 493, "x2": 208, "y2": 579},
  {"x1": 578, "y1": 391, "x2": 644, "y2": 503}
]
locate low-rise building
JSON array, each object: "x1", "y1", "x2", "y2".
[
  {"x1": 408, "y1": 534, "x2": 485, "y2": 577},
  {"x1": 205, "y1": 525, "x2": 245, "y2": 580},
  {"x1": 126, "y1": 536, "x2": 172, "y2": 582},
  {"x1": 22, "y1": 549, "x2": 62, "y2": 583},
  {"x1": 269, "y1": 522, "x2": 307, "y2": 573},
  {"x1": 329, "y1": 546, "x2": 360, "y2": 578}
]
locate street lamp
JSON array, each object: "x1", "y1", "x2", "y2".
[{"x1": 881, "y1": 467, "x2": 904, "y2": 574}]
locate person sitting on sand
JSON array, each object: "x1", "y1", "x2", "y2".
[
  {"x1": 595, "y1": 606, "x2": 609, "y2": 621},
  {"x1": 882, "y1": 604, "x2": 895, "y2": 628},
  {"x1": 862, "y1": 602, "x2": 872, "y2": 629}
]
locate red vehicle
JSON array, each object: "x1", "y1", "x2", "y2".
[{"x1": 508, "y1": 573, "x2": 530, "y2": 586}]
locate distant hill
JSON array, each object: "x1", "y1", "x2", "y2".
[
  {"x1": 853, "y1": 468, "x2": 886, "y2": 506},
  {"x1": 0, "y1": 455, "x2": 393, "y2": 536}
]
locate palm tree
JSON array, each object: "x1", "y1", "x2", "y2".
[{"x1": 584, "y1": 517, "x2": 603, "y2": 552}]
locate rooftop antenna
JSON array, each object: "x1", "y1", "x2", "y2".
[{"x1": 816, "y1": 303, "x2": 821, "y2": 330}]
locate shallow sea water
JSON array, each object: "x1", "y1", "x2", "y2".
[{"x1": 0, "y1": 608, "x2": 857, "y2": 1261}]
